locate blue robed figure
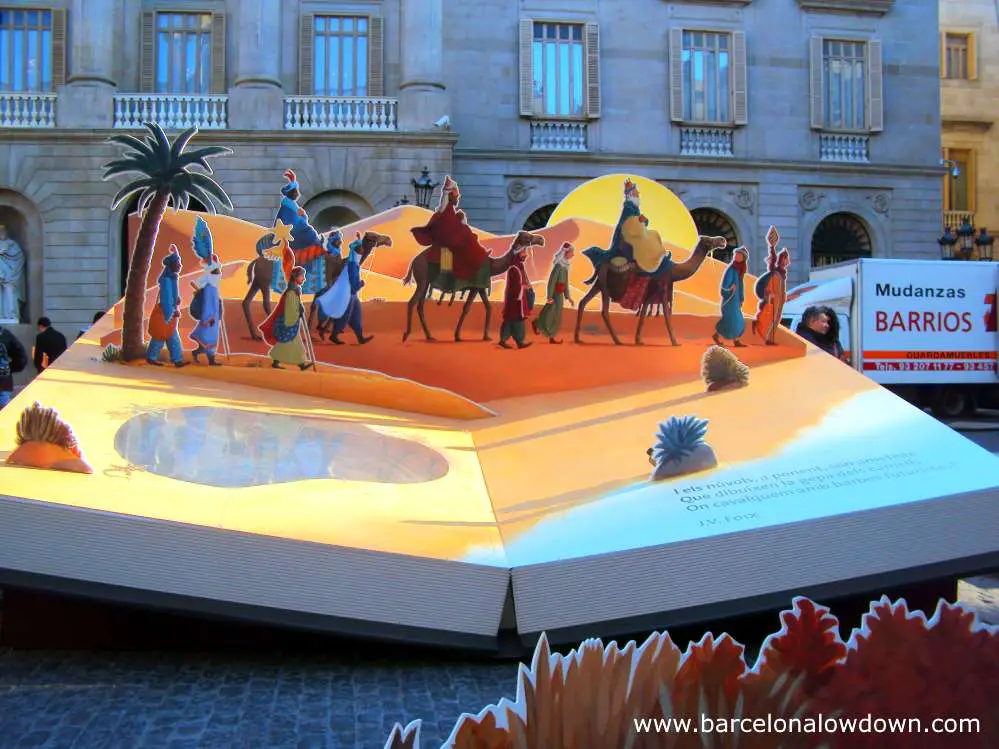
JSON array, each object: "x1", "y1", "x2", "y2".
[
  {"x1": 713, "y1": 246, "x2": 749, "y2": 347},
  {"x1": 189, "y1": 217, "x2": 224, "y2": 366},
  {"x1": 271, "y1": 169, "x2": 327, "y2": 295}
]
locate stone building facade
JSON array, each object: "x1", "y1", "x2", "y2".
[
  {"x1": 940, "y1": 0, "x2": 998, "y2": 240},
  {"x1": 0, "y1": 0, "x2": 941, "y2": 346}
]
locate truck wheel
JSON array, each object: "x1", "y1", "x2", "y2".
[{"x1": 931, "y1": 387, "x2": 976, "y2": 420}]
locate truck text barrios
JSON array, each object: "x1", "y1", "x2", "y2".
[{"x1": 875, "y1": 311, "x2": 973, "y2": 333}]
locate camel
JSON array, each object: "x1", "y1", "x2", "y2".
[
  {"x1": 402, "y1": 230, "x2": 545, "y2": 342},
  {"x1": 574, "y1": 235, "x2": 729, "y2": 346},
  {"x1": 307, "y1": 231, "x2": 393, "y2": 339}
]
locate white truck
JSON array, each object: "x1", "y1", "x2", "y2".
[{"x1": 782, "y1": 258, "x2": 999, "y2": 419}]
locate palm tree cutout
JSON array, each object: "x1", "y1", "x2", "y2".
[{"x1": 103, "y1": 122, "x2": 233, "y2": 361}]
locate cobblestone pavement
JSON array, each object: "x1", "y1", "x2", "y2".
[{"x1": 0, "y1": 649, "x2": 520, "y2": 749}]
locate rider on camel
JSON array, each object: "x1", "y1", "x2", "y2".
[
  {"x1": 272, "y1": 170, "x2": 327, "y2": 295},
  {"x1": 583, "y1": 179, "x2": 673, "y2": 280},
  {"x1": 410, "y1": 176, "x2": 491, "y2": 291}
]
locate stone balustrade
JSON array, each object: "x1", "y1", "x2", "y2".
[
  {"x1": 113, "y1": 94, "x2": 229, "y2": 130},
  {"x1": 284, "y1": 97, "x2": 398, "y2": 131},
  {"x1": 0, "y1": 93, "x2": 56, "y2": 128},
  {"x1": 529, "y1": 120, "x2": 587, "y2": 152},
  {"x1": 679, "y1": 126, "x2": 734, "y2": 157},
  {"x1": 819, "y1": 133, "x2": 870, "y2": 163}
]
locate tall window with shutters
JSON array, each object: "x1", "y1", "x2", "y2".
[
  {"x1": 298, "y1": 14, "x2": 383, "y2": 97},
  {"x1": 809, "y1": 37, "x2": 883, "y2": 133},
  {"x1": 0, "y1": 7, "x2": 66, "y2": 91},
  {"x1": 519, "y1": 18, "x2": 600, "y2": 119},
  {"x1": 942, "y1": 147, "x2": 974, "y2": 213},
  {"x1": 140, "y1": 10, "x2": 226, "y2": 94},
  {"x1": 942, "y1": 33, "x2": 976, "y2": 81},
  {"x1": 668, "y1": 27, "x2": 747, "y2": 125}
]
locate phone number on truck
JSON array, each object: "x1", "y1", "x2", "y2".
[{"x1": 863, "y1": 361, "x2": 997, "y2": 372}]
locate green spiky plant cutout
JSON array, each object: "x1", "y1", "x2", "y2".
[{"x1": 652, "y1": 416, "x2": 709, "y2": 466}]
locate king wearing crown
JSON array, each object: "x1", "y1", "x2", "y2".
[
  {"x1": 583, "y1": 179, "x2": 672, "y2": 282},
  {"x1": 410, "y1": 176, "x2": 491, "y2": 289}
]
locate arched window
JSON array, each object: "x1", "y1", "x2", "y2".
[
  {"x1": 313, "y1": 206, "x2": 361, "y2": 232},
  {"x1": 811, "y1": 212, "x2": 872, "y2": 268},
  {"x1": 691, "y1": 208, "x2": 739, "y2": 264},
  {"x1": 522, "y1": 204, "x2": 558, "y2": 231},
  {"x1": 120, "y1": 196, "x2": 207, "y2": 296}
]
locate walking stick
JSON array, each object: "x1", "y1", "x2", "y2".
[
  {"x1": 219, "y1": 305, "x2": 232, "y2": 360},
  {"x1": 300, "y1": 322, "x2": 318, "y2": 371}
]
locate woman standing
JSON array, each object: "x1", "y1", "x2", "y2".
[
  {"x1": 795, "y1": 305, "x2": 849, "y2": 363},
  {"x1": 532, "y1": 242, "x2": 576, "y2": 344}
]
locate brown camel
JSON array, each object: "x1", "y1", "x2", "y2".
[
  {"x1": 402, "y1": 230, "x2": 545, "y2": 342},
  {"x1": 574, "y1": 235, "x2": 729, "y2": 346},
  {"x1": 242, "y1": 232, "x2": 283, "y2": 340},
  {"x1": 307, "y1": 231, "x2": 393, "y2": 339}
]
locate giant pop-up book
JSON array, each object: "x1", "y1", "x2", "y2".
[{"x1": 1, "y1": 125, "x2": 998, "y2": 650}]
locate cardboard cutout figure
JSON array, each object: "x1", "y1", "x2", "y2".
[
  {"x1": 145, "y1": 248, "x2": 187, "y2": 368},
  {"x1": 189, "y1": 217, "x2": 225, "y2": 366},
  {"x1": 532, "y1": 242, "x2": 576, "y2": 344},
  {"x1": 243, "y1": 231, "x2": 284, "y2": 340},
  {"x1": 271, "y1": 170, "x2": 327, "y2": 294},
  {"x1": 576, "y1": 178, "x2": 728, "y2": 346},
  {"x1": 647, "y1": 415, "x2": 718, "y2": 480},
  {"x1": 498, "y1": 241, "x2": 535, "y2": 350},
  {"x1": 752, "y1": 226, "x2": 791, "y2": 346},
  {"x1": 259, "y1": 265, "x2": 312, "y2": 370},
  {"x1": 713, "y1": 246, "x2": 749, "y2": 348}
]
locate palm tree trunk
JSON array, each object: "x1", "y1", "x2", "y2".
[{"x1": 121, "y1": 191, "x2": 170, "y2": 361}]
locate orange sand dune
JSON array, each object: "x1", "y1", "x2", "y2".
[
  {"x1": 102, "y1": 296, "x2": 805, "y2": 406},
  {"x1": 154, "y1": 354, "x2": 494, "y2": 421}
]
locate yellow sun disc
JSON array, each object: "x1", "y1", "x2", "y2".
[{"x1": 547, "y1": 174, "x2": 699, "y2": 252}]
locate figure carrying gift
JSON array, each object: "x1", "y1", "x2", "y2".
[
  {"x1": 146, "y1": 247, "x2": 188, "y2": 367},
  {"x1": 271, "y1": 170, "x2": 327, "y2": 295},
  {"x1": 532, "y1": 242, "x2": 576, "y2": 344},
  {"x1": 188, "y1": 217, "x2": 225, "y2": 366},
  {"x1": 752, "y1": 226, "x2": 790, "y2": 346}
]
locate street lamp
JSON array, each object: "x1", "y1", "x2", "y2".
[
  {"x1": 938, "y1": 226, "x2": 958, "y2": 260},
  {"x1": 411, "y1": 167, "x2": 439, "y2": 209},
  {"x1": 976, "y1": 227, "x2": 995, "y2": 261},
  {"x1": 957, "y1": 218, "x2": 976, "y2": 260}
]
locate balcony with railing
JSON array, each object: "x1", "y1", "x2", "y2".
[
  {"x1": 943, "y1": 210, "x2": 974, "y2": 230},
  {"x1": 284, "y1": 97, "x2": 397, "y2": 131},
  {"x1": 113, "y1": 94, "x2": 228, "y2": 130},
  {"x1": 679, "y1": 126, "x2": 734, "y2": 157},
  {"x1": 0, "y1": 92, "x2": 56, "y2": 128},
  {"x1": 529, "y1": 120, "x2": 587, "y2": 152},
  {"x1": 819, "y1": 133, "x2": 870, "y2": 163}
]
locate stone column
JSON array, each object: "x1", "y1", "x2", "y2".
[
  {"x1": 229, "y1": 0, "x2": 284, "y2": 130},
  {"x1": 398, "y1": 0, "x2": 450, "y2": 131},
  {"x1": 57, "y1": 0, "x2": 117, "y2": 127}
]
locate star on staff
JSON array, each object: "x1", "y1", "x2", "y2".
[{"x1": 271, "y1": 220, "x2": 293, "y2": 245}]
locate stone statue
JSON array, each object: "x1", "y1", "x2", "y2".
[{"x1": 0, "y1": 224, "x2": 25, "y2": 322}]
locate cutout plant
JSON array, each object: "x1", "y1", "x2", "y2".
[
  {"x1": 5, "y1": 402, "x2": 92, "y2": 474},
  {"x1": 101, "y1": 343, "x2": 122, "y2": 363},
  {"x1": 103, "y1": 122, "x2": 233, "y2": 361},
  {"x1": 648, "y1": 415, "x2": 718, "y2": 480},
  {"x1": 384, "y1": 596, "x2": 999, "y2": 749},
  {"x1": 701, "y1": 345, "x2": 750, "y2": 392}
]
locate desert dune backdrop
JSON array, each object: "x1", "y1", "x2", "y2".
[{"x1": 126, "y1": 207, "x2": 762, "y2": 317}]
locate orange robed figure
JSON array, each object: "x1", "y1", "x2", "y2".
[
  {"x1": 410, "y1": 176, "x2": 490, "y2": 282},
  {"x1": 752, "y1": 226, "x2": 791, "y2": 346}
]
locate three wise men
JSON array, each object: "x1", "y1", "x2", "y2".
[
  {"x1": 499, "y1": 240, "x2": 535, "y2": 350},
  {"x1": 410, "y1": 176, "x2": 491, "y2": 291},
  {"x1": 0, "y1": 224, "x2": 26, "y2": 322},
  {"x1": 752, "y1": 226, "x2": 791, "y2": 346},
  {"x1": 272, "y1": 170, "x2": 327, "y2": 294},
  {"x1": 532, "y1": 242, "x2": 576, "y2": 344},
  {"x1": 188, "y1": 216, "x2": 224, "y2": 366},
  {"x1": 258, "y1": 265, "x2": 312, "y2": 371},
  {"x1": 713, "y1": 246, "x2": 750, "y2": 348},
  {"x1": 146, "y1": 247, "x2": 188, "y2": 367}
]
